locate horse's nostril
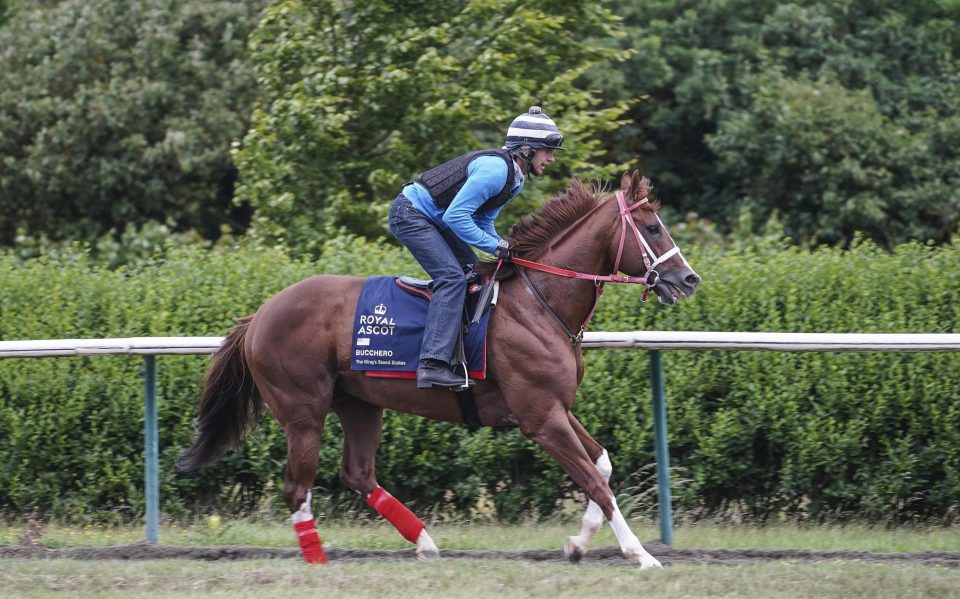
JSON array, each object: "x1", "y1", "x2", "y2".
[{"x1": 686, "y1": 273, "x2": 702, "y2": 287}]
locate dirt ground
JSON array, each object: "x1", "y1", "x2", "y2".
[{"x1": 2, "y1": 542, "x2": 959, "y2": 567}]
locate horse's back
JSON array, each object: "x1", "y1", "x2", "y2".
[
  {"x1": 245, "y1": 274, "x2": 365, "y2": 372},
  {"x1": 257, "y1": 274, "x2": 364, "y2": 319}
]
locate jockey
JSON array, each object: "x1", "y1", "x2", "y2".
[{"x1": 388, "y1": 106, "x2": 564, "y2": 388}]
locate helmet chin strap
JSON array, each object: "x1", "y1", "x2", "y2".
[{"x1": 518, "y1": 148, "x2": 537, "y2": 176}]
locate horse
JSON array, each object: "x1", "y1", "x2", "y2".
[{"x1": 177, "y1": 171, "x2": 701, "y2": 567}]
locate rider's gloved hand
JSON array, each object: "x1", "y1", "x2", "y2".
[{"x1": 494, "y1": 239, "x2": 513, "y2": 262}]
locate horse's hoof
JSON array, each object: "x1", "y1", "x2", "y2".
[
  {"x1": 563, "y1": 539, "x2": 585, "y2": 563},
  {"x1": 639, "y1": 555, "x2": 663, "y2": 569},
  {"x1": 416, "y1": 548, "x2": 440, "y2": 562},
  {"x1": 415, "y1": 530, "x2": 440, "y2": 562}
]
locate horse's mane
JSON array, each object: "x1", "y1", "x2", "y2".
[
  {"x1": 476, "y1": 179, "x2": 608, "y2": 279},
  {"x1": 475, "y1": 176, "x2": 658, "y2": 280},
  {"x1": 507, "y1": 179, "x2": 608, "y2": 259}
]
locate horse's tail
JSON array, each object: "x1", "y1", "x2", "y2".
[{"x1": 176, "y1": 316, "x2": 263, "y2": 472}]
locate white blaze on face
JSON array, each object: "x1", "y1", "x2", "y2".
[{"x1": 654, "y1": 212, "x2": 693, "y2": 270}]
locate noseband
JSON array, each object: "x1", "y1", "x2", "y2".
[{"x1": 509, "y1": 190, "x2": 682, "y2": 343}]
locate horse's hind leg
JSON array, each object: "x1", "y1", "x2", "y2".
[
  {"x1": 254, "y1": 368, "x2": 333, "y2": 564},
  {"x1": 260, "y1": 411, "x2": 328, "y2": 565},
  {"x1": 282, "y1": 418, "x2": 329, "y2": 564},
  {"x1": 564, "y1": 413, "x2": 613, "y2": 563},
  {"x1": 334, "y1": 396, "x2": 440, "y2": 561},
  {"x1": 520, "y1": 407, "x2": 661, "y2": 568}
]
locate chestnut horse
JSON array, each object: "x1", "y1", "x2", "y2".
[{"x1": 177, "y1": 171, "x2": 700, "y2": 567}]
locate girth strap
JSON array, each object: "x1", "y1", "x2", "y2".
[
  {"x1": 519, "y1": 268, "x2": 582, "y2": 344},
  {"x1": 455, "y1": 387, "x2": 482, "y2": 433}
]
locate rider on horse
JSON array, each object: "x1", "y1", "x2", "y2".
[{"x1": 388, "y1": 106, "x2": 565, "y2": 389}]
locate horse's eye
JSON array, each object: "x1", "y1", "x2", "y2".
[{"x1": 646, "y1": 224, "x2": 660, "y2": 235}]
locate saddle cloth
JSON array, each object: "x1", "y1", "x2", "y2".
[{"x1": 350, "y1": 276, "x2": 491, "y2": 379}]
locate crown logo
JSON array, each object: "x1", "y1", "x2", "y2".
[{"x1": 374, "y1": 303, "x2": 387, "y2": 316}]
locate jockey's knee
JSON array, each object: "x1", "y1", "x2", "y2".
[{"x1": 433, "y1": 271, "x2": 468, "y2": 294}]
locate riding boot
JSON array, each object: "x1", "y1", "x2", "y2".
[{"x1": 416, "y1": 359, "x2": 467, "y2": 389}]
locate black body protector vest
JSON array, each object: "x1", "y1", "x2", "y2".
[{"x1": 416, "y1": 148, "x2": 517, "y2": 212}]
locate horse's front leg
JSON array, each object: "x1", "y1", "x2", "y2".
[
  {"x1": 603, "y1": 475, "x2": 662, "y2": 568},
  {"x1": 564, "y1": 450, "x2": 611, "y2": 562},
  {"x1": 563, "y1": 413, "x2": 610, "y2": 562},
  {"x1": 522, "y1": 409, "x2": 661, "y2": 569}
]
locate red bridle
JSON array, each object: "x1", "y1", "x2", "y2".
[{"x1": 508, "y1": 190, "x2": 683, "y2": 343}]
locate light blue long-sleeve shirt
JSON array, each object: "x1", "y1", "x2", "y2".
[{"x1": 402, "y1": 154, "x2": 524, "y2": 254}]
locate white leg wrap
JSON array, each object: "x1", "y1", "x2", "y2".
[
  {"x1": 291, "y1": 490, "x2": 314, "y2": 524},
  {"x1": 609, "y1": 499, "x2": 661, "y2": 569},
  {"x1": 570, "y1": 500, "x2": 604, "y2": 547},
  {"x1": 595, "y1": 449, "x2": 613, "y2": 480},
  {"x1": 566, "y1": 450, "x2": 614, "y2": 559},
  {"x1": 575, "y1": 450, "x2": 612, "y2": 544}
]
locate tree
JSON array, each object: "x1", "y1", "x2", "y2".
[
  {"x1": 234, "y1": 0, "x2": 630, "y2": 253},
  {"x1": 0, "y1": 0, "x2": 267, "y2": 246},
  {"x1": 600, "y1": 0, "x2": 960, "y2": 246},
  {"x1": 707, "y1": 74, "x2": 907, "y2": 246}
]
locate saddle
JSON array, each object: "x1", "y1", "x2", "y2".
[
  {"x1": 395, "y1": 267, "x2": 493, "y2": 326},
  {"x1": 349, "y1": 274, "x2": 497, "y2": 378},
  {"x1": 350, "y1": 273, "x2": 497, "y2": 432}
]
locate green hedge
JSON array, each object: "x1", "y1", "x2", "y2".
[
  {"x1": 0, "y1": 237, "x2": 957, "y2": 523},
  {"x1": 587, "y1": 238, "x2": 960, "y2": 522}
]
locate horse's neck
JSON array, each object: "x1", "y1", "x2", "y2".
[
  {"x1": 518, "y1": 207, "x2": 614, "y2": 333},
  {"x1": 542, "y1": 214, "x2": 612, "y2": 276}
]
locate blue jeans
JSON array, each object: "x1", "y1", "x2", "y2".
[{"x1": 388, "y1": 194, "x2": 477, "y2": 364}]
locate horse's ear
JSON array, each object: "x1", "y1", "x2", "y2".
[
  {"x1": 620, "y1": 172, "x2": 632, "y2": 192},
  {"x1": 630, "y1": 170, "x2": 643, "y2": 198}
]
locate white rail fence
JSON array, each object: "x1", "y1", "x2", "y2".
[
  {"x1": 2, "y1": 331, "x2": 959, "y2": 545},
  {"x1": 3, "y1": 332, "x2": 960, "y2": 357}
]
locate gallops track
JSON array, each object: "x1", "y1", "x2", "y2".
[{"x1": 3, "y1": 542, "x2": 959, "y2": 567}]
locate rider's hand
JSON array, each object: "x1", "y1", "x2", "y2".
[{"x1": 494, "y1": 239, "x2": 513, "y2": 262}]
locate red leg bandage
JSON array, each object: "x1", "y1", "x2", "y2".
[
  {"x1": 293, "y1": 519, "x2": 328, "y2": 564},
  {"x1": 366, "y1": 486, "x2": 425, "y2": 543}
]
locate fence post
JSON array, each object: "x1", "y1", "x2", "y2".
[
  {"x1": 650, "y1": 350, "x2": 673, "y2": 546},
  {"x1": 143, "y1": 355, "x2": 159, "y2": 543}
]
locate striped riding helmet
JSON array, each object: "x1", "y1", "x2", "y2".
[{"x1": 504, "y1": 106, "x2": 564, "y2": 151}]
